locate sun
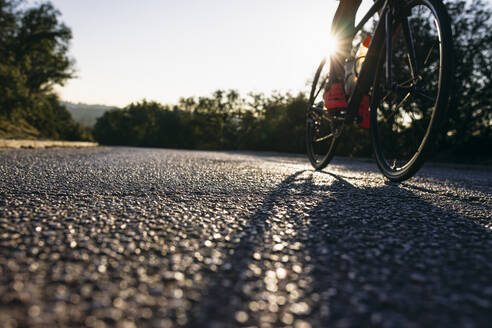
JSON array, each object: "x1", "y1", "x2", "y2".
[
  {"x1": 308, "y1": 32, "x2": 340, "y2": 66},
  {"x1": 324, "y1": 33, "x2": 340, "y2": 59}
]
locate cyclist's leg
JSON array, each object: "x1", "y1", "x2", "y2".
[
  {"x1": 330, "y1": 0, "x2": 362, "y2": 82},
  {"x1": 324, "y1": 0, "x2": 362, "y2": 110}
]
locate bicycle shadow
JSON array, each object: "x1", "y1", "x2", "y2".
[
  {"x1": 186, "y1": 170, "x2": 308, "y2": 326},
  {"x1": 188, "y1": 169, "x2": 492, "y2": 327}
]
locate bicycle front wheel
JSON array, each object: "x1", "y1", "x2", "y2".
[
  {"x1": 306, "y1": 58, "x2": 341, "y2": 170},
  {"x1": 371, "y1": 0, "x2": 453, "y2": 181}
]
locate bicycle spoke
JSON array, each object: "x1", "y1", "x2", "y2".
[
  {"x1": 313, "y1": 76, "x2": 328, "y2": 101},
  {"x1": 395, "y1": 92, "x2": 411, "y2": 109},
  {"x1": 402, "y1": 19, "x2": 418, "y2": 78},
  {"x1": 407, "y1": 54, "x2": 415, "y2": 78},
  {"x1": 412, "y1": 89, "x2": 434, "y2": 102},
  {"x1": 381, "y1": 90, "x2": 394, "y2": 104},
  {"x1": 399, "y1": 75, "x2": 421, "y2": 87},
  {"x1": 315, "y1": 133, "x2": 334, "y2": 143},
  {"x1": 423, "y1": 42, "x2": 436, "y2": 67}
]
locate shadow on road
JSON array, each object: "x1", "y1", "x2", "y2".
[
  {"x1": 188, "y1": 170, "x2": 492, "y2": 327},
  {"x1": 187, "y1": 170, "x2": 308, "y2": 326}
]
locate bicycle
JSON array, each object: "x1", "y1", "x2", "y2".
[{"x1": 306, "y1": 0, "x2": 454, "y2": 182}]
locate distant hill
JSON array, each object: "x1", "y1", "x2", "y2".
[{"x1": 63, "y1": 102, "x2": 117, "y2": 127}]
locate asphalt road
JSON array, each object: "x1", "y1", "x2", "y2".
[{"x1": 1, "y1": 147, "x2": 491, "y2": 328}]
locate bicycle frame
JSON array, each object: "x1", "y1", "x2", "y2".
[
  {"x1": 308, "y1": 0, "x2": 452, "y2": 180},
  {"x1": 346, "y1": 0, "x2": 419, "y2": 122}
]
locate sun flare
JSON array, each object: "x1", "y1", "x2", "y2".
[
  {"x1": 308, "y1": 32, "x2": 340, "y2": 67},
  {"x1": 325, "y1": 33, "x2": 339, "y2": 58}
]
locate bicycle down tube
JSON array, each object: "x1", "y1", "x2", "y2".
[{"x1": 345, "y1": 0, "x2": 389, "y2": 122}]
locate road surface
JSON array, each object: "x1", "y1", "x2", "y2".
[{"x1": 1, "y1": 147, "x2": 491, "y2": 327}]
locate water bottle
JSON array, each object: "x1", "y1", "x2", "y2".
[
  {"x1": 356, "y1": 36, "x2": 372, "y2": 129},
  {"x1": 344, "y1": 36, "x2": 371, "y2": 96},
  {"x1": 344, "y1": 57, "x2": 357, "y2": 96}
]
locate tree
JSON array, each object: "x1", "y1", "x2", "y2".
[
  {"x1": 439, "y1": 0, "x2": 492, "y2": 162},
  {"x1": 94, "y1": 100, "x2": 194, "y2": 148},
  {"x1": 0, "y1": 0, "x2": 84, "y2": 140},
  {"x1": 16, "y1": 2, "x2": 74, "y2": 93}
]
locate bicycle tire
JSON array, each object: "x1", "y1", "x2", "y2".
[
  {"x1": 370, "y1": 0, "x2": 453, "y2": 182},
  {"x1": 306, "y1": 59, "x2": 341, "y2": 170}
]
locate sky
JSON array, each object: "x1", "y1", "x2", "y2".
[{"x1": 44, "y1": 0, "x2": 374, "y2": 107}]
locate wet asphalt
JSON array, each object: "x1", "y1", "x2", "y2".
[{"x1": 0, "y1": 147, "x2": 491, "y2": 328}]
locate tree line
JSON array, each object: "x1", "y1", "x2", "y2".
[
  {"x1": 97, "y1": 90, "x2": 372, "y2": 158},
  {"x1": 94, "y1": 91, "x2": 311, "y2": 154},
  {"x1": 441, "y1": 0, "x2": 491, "y2": 163}
]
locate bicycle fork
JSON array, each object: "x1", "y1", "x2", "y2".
[{"x1": 385, "y1": 3, "x2": 420, "y2": 91}]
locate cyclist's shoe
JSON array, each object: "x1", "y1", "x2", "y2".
[
  {"x1": 323, "y1": 82, "x2": 347, "y2": 111},
  {"x1": 358, "y1": 95, "x2": 370, "y2": 129}
]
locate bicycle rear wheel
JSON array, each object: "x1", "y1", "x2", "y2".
[
  {"x1": 306, "y1": 59, "x2": 342, "y2": 170},
  {"x1": 371, "y1": 0, "x2": 453, "y2": 181}
]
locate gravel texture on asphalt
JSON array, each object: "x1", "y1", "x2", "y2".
[{"x1": 0, "y1": 147, "x2": 491, "y2": 328}]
